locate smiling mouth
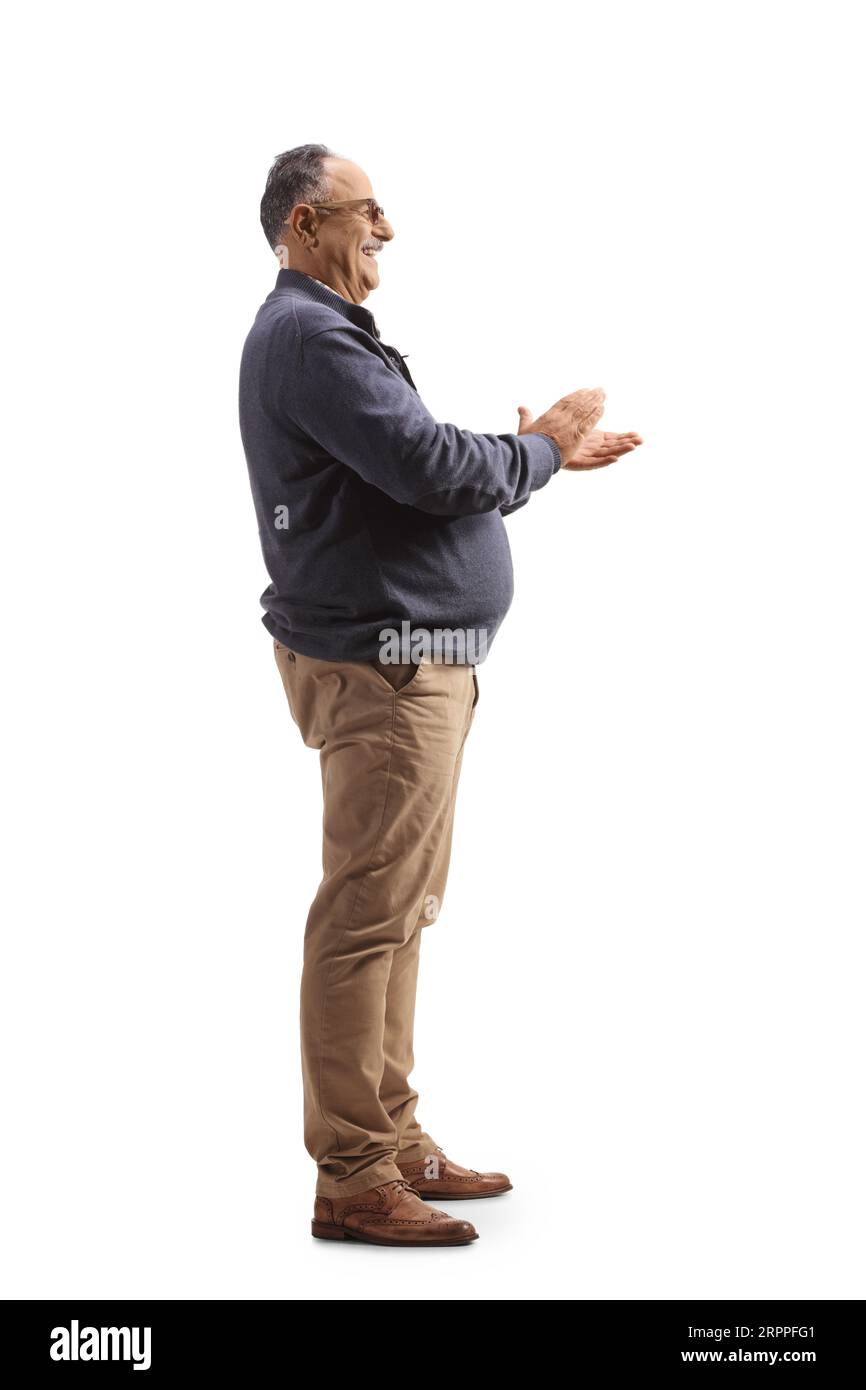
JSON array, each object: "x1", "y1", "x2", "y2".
[{"x1": 361, "y1": 241, "x2": 382, "y2": 258}]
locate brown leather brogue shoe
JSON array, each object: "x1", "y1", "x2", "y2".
[
  {"x1": 312, "y1": 1178, "x2": 478, "y2": 1246},
  {"x1": 396, "y1": 1147, "x2": 512, "y2": 1200}
]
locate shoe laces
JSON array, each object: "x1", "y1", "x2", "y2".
[{"x1": 388, "y1": 1178, "x2": 419, "y2": 1197}]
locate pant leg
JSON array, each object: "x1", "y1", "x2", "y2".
[
  {"x1": 381, "y1": 675, "x2": 478, "y2": 1158},
  {"x1": 273, "y1": 642, "x2": 476, "y2": 1198},
  {"x1": 378, "y1": 927, "x2": 433, "y2": 1156}
]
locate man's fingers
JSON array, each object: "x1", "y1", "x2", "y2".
[
  {"x1": 588, "y1": 442, "x2": 639, "y2": 461},
  {"x1": 577, "y1": 403, "x2": 606, "y2": 435},
  {"x1": 561, "y1": 386, "x2": 606, "y2": 428},
  {"x1": 565, "y1": 386, "x2": 605, "y2": 402},
  {"x1": 574, "y1": 401, "x2": 606, "y2": 430},
  {"x1": 516, "y1": 405, "x2": 534, "y2": 433},
  {"x1": 590, "y1": 431, "x2": 644, "y2": 451},
  {"x1": 597, "y1": 434, "x2": 642, "y2": 453},
  {"x1": 561, "y1": 430, "x2": 644, "y2": 470}
]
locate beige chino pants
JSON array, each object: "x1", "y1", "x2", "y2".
[{"x1": 273, "y1": 641, "x2": 478, "y2": 1197}]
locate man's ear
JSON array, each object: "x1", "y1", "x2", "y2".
[{"x1": 288, "y1": 203, "x2": 318, "y2": 249}]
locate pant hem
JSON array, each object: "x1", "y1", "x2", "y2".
[
  {"x1": 395, "y1": 1136, "x2": 440, "y2": 1164},
  {"x1": 315, "y1": 1159, "x2": 405, "y2": 1200}
]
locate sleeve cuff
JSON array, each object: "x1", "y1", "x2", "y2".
[
  {"x1": 541, "y1": 432, "x2": 562, "y2": 474},
  {"x1": 524, "y1": 431, "x2": 562, "y2": 490}
]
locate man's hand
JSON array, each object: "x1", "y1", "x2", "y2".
[
  {"x1": 517, "y1": 389, "x2": 643, "y2": 470},
  {"x1": 556, "y1": 427, "x2": 644, "y2": 471}
]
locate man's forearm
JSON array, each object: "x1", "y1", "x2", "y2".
[{"x1": 290, "y1": 322, "x2": 561, "y2": 515}]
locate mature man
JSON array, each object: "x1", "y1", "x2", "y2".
[{"x1": 239, "y1": 144, "x2": 642, "y2": 1248}]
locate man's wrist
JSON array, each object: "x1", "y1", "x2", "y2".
[{"x1": 539, "y1": 432, "x2": 563, "y2": 474}]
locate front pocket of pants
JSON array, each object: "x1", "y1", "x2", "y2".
[{"x1": 369, "y1": 660, "x2": 423, "y2": 695}]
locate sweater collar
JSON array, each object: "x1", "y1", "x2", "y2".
[{"x1": 274, "y1": 268, "x2": 380, "y2": 338}]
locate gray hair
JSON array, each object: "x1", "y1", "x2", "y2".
[{"x1": 260, "y1": 144, "x2": 337, "y2": 250}]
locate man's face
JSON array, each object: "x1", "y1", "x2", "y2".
[{"x1": 298, "y1": 158, "x2": 393, "y2": 304}]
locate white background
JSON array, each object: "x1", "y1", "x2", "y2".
[{"x1": 2, "y1": 0, "x2": 863, "y2": 1301}]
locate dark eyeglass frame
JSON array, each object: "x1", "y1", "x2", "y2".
[{"x1": 308, "y1": 197, "x2": 386, "y2": 225}]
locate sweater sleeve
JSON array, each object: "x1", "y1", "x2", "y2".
[{"x1": 289, "y1": 323, "x2": 561, "y2": 516}]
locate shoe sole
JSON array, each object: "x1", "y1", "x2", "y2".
[
  {"x1": 311, "y1": 1220, "x2": 478, "y2": 1247},
  {"x1": 402, "y1": 1184, "x2": 513, "y2": 1201}
]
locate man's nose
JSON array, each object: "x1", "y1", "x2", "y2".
[{"x1": 375, "y1": 217, "x2": 394, "y2": 241}]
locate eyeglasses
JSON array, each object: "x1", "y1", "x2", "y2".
[{"x1": 308, "y1": 197, "x2": 386, "y2": 226}]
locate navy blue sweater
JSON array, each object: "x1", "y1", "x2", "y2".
[{"x1": 239, "y1": 269, "x2": 561, "y2": 662}]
